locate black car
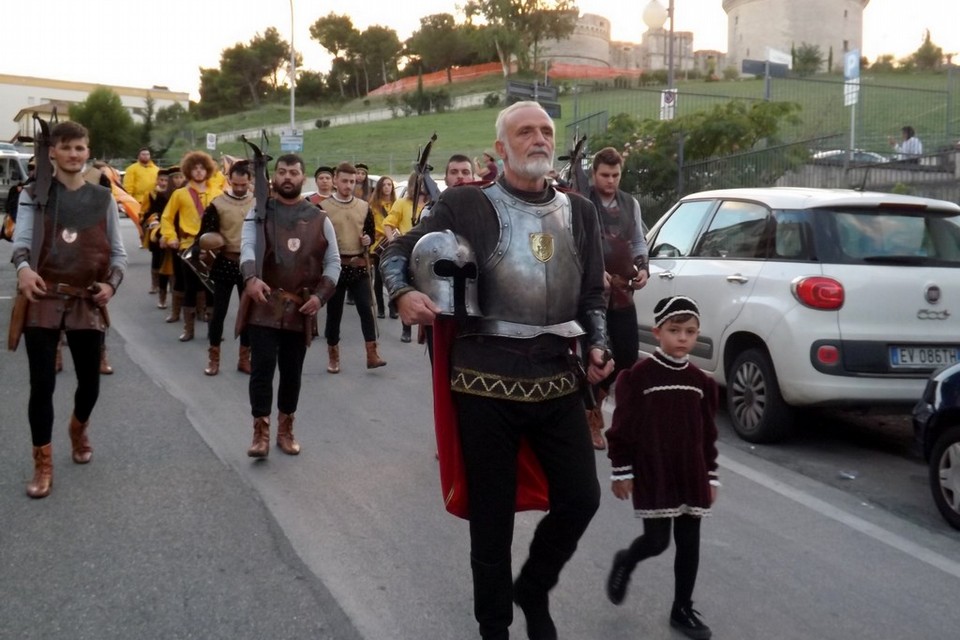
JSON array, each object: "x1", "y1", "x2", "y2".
[{"x1": 913, "y1": 361, "x2": 960, "y2": 530}]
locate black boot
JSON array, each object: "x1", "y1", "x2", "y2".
[
  {"x1": 471, "y1": 557, "x2": 513, "y2": 640},
  {"x1": 670, "y1": 602, "x2": 712, "y2": 640},
  {"x1": 605, "y1": 549, "x2": 634, "y2": 605}
]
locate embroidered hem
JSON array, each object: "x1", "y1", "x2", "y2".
[{"x1": 634, "y1": 505, "x2": 712, "y2": 518}]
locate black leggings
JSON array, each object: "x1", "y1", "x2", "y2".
[
  {"x1": 324, "y1": 272, "x2": 377, "y2": 344},
  {"x1": 24, "y1": 328, "x2": 103, "y2": 446},
  {"x1": 171, "y1": 254, "x2": 200, "y2": 307},
  {"x1": 247, "y1": 325, "x2": 307, "y2": 418},
  {"x1": 625, "y1": 515, "x2": 702, "y2": 606},
  {"x1": 209, "y1": 273, "x2": 248, "y2": 347}
]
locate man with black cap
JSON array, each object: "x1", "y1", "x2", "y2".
[{"x1": 308, "y1": 165, "x2": 334, "y2": 205}]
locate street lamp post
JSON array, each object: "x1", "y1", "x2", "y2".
[
  {"x1": 642, "y1": 0, "x2": 675, "y2": 90},
  {"x1": 289, "y1": 0, "x2": 296, "y2": 132}
]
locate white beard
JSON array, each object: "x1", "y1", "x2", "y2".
[{"x1": 511, "y1": 154, "x2": 554, "y2": 183}]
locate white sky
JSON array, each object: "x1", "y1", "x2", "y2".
[{"x1": 3, "y1": 0, "x2": 958, "y2": 100}]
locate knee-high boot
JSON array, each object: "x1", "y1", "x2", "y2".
[
  {"x1": 26, "y1": 444, "x2": 53, "y2": 499},
  {"x1": 471, "y1": 556, "x2": 513, "y2": 640},
  {"x1": 179, "y1": 308, "x2": 196, "y2": 342},
  {"x1": 149, "y1": 269, "x2": 160, "y2": 294},
  {"x1": 513, "y1": 540, "x2": 572, "y2": 640},
  {"x1": 166, "y1": 292, "x2": 183, "y2": 323}
]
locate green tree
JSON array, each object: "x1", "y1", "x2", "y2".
[
  {"x1": 909, "y1": 29, "x2": 943, "y2": 70},
  {"x1": 406, "y1": 14, "x2": 471, "y2": 83},
  {"x1": 463, "y1": 0, "x2": 578, "y2": 74},
  {"x1": 156, "y1": 102, "x2": 189, "y2": 125},
  {"x1": 793, "y1": 42, "x2": 823, "y2": 76},
  {"x1": 137, "y1": 96, "x2": 156, "y2": 149},
  {"x1": 295, "y1": 70, "x2": 328, "y2": 103},
  {"x1": 68, "y1": 87, "x2": 136, "y2": 159},
  {"x1": 356, "y1": 25, "x2": 402, "y2": 91},
  {"x1": 870, "y1": 54, "x2": 896, "y2": 73},
  {"x1": 220, "y1": 27, "x2": 296, "y2": 108},
  {"x1": 309, "y1": 13, "x2": 360, "y2": 97},
  {"x1": 593, "y1": 100, "x2": 802, "y2": 200}
]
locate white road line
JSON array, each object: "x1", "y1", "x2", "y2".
[{"x1": 720, "y1": 453, "x2": 960, "y2": 579}]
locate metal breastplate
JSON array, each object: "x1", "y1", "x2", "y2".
[{"x1": 471, "y1": 183, "x2": 583, "y2": 339}]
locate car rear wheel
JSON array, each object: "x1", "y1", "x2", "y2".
[
  {"x1": 929, "y1": 425, "x2": 960, "y2": 531},
  {"x1": 727, "y1": 348, "x2": 794, "y2": 443}
]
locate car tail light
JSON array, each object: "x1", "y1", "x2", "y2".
[
  {"x1": 792, "y1": 276, "x2": 844, "y2": 310},
  {"x1": 817, "y1": 345, "x2": 839, "y2": 365}
]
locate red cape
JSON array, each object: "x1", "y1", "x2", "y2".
[{"x1": 432, "y1": 317, "x2": 550, "y2": 519}]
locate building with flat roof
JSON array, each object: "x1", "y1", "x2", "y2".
[{"x1": 1, "y1": 74, "x2": 189, "y2": 141}]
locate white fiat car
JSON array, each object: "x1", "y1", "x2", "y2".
[{"x1": 635, "y1": 187, "x2": 960, "y2": 443}]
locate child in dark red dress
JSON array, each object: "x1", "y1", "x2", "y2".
[{"x1": 605, "y1": 295, "x2": 719, "y2": 640}]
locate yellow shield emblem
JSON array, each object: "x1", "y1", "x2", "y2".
[{"x1": 529, "y1": 233, "x2": 554, "y2": 263}]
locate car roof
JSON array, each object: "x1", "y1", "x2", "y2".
[{"x1": 678, "y1": 187, "x2": 960, "y2": 213}]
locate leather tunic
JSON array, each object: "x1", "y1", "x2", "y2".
[
  {"x1": 469, "y1": 182, "x2": 583, "y2": 339},
  {"x1": 212, "y1": 193, "x2": 252, "y2": 253},
  {"x1": 247, "y1": 205, "x2": 329, "y2": 333},
  {"x1": 27, "y1": 183, "x2": 113, "y2": 332}
]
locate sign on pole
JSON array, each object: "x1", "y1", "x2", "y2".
[
  {"x1": 206, "y1": 133, "x2": 217, "y2": 151},
  {"x1": 280, "y1": 130, "x2": 304, "y2": 152},
  {"x1": 843, "y1": 50, "x2": 860, "y2": 107},
  {"x1": 659, "y1": 89, "x2": 677, "y2": 121}
]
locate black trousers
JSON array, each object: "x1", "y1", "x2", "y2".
[
  {"x1": 247, "y1": 325, "x2": 307, "y2": 418},
  {"x1": 24, "y1": 328, "x2": 102, "y2": 446},
  {"x1": 625, "y1": 515, "x2": 702, "y2": 607},
  {"x1": 171, "y1": 255, "x2": 201, "y2": 307},
  {"x1": 324, "y1": 271, "x2": 377, "y2": 344},
  {"x1": 371, "y1": 253, "x2": 385, "y2": 314},
  {"x1": 605, "y1": 303, "x2": 639, "y2": 389},
  {"x1": 455, "y1": 391, "x2": 600, "y2": 636},
  {"x1": 209, "y1": 272, "x2": 248, "y2": 347}
]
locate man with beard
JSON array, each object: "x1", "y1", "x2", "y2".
[
  {"x1": 381, "y1": 101, "x2": 613, "y2": 640},
  {"x1": 583, "y1": 146, "x2": 649, "y2": 450},
  {"x1": 199, "y1": 160, "x2": 255, "y2": 376},
  {"x1": 12, "y1": 121, "x2": 128, "y2": 498},
  {"x1": 239, "y1": 154, "x2": 340, "y2": 458},
  {"x1": 320, "y1": 161, "x2": 386, "y2": 373}
]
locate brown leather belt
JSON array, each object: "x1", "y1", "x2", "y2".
[
  {"x1": 341, "y1": 254, "x2": 368, "y2": 268},
  {"x1": 52, "y1": 283, "x2": 95, "y2": 299},
  {"x1": 222, "y1": 251, "x2": 241, "y2": 261},
  {"x1": 276, "y1": 290, "x2": 306, "y2": 306}
]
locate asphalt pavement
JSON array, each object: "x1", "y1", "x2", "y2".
[{"x1": 0, "y1": 237, "x2": 362, "y2": 640}]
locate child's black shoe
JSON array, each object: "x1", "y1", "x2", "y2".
[
  {"x1": 670, "y1": 602, "x2": 712, "y2": 639},
  {"x1": 605, "y1": 550, "x2": 632, "y2": 605}
]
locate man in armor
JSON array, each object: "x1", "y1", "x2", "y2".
[
  {"x1": 239, "y1": 154, "x2": 340, "y2": 458},
  {"x1": 584, "y1": 146, "x2": 649, "y2": 450},
  {"x1": 199, "y1": 160, "x2": 255, "y2": 376},
  {"x1": 381, "y1": 101, "x2": 614, "y2": 640},
  {"x1": 11, "y1": 121, "x2": 127, "y2": 499}
]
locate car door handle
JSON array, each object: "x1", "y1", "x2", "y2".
[
  {"x1": 726, "y1": 274, "x2": 749, "y2": 284},
  {"x1": 657, "y1": 271, "x2": 675, "y2": 279}
]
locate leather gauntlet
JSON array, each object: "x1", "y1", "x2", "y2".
[
  {"x1": 104, "y1": 267, "x2": 124, "y2": 293},
  {"x1": 314, "y1": 276, "x2": 336, "y2": 306},
  {"x1": 582, "y1": 308, "x2": 612, "y2": 358},
  {"x1": 240, "y1": 260, "x2": 257, "y2": 282},
  {"x1": 380, "y1": 255, "x2": 415, "y2": 300}
]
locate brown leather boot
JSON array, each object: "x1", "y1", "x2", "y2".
[
  {"x1": 26, "y1": 444, "x2": 53, "y2": 499},
  {"x1": 204, "y1": 345, "x2": 220, "y2": 376},
  {"x1": 237, "y1": 345, "x2": 252, "y2": 374},
  {"x1": 68, "y1": 414, "x2": 93, "y2": 464},
  {"x1": 327, "y1": 345, "x2": 340, "y2": 374},
  {"x1": 179, "y1": 308, "x2": 196, "y2": 342},
  {"x1": 157, "y1": 288, "x2": 168, "y2": 309},
  {"x1": 165, "y1": 292, "x2": 182, "y2": 323},
  {"x1": 149, "y1": 269, "x2": 160, "y2": 294},
  {"x1": 276, "y1": 412, "x2": 301, "y2": 455},
  {"x1": 247, "y1": 417, "x2": 270, "y2": 458},
  {"x1": 365, "y1": 341, "x2": 386, "y2": 369},
  {"x1": 196, "y1": 291, "x2": 208, "y2": 323},
  {"x1": 99, "y1": 343, "x2": 113, "y2": 375},
  {"x1": 587, "y1": 406, "x2": 606, "y2": 450}
]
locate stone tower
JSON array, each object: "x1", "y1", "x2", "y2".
[{"x1": 723, "y1": 0, "x2": 870, "y2": 72}]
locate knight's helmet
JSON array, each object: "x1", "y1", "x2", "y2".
[{"x1": 410, "y1": 230, "x2": 481, "y2": 318}]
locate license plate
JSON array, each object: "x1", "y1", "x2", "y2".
[{"x1": 889, "y1": 346, "x2": 960, "y2": 369}]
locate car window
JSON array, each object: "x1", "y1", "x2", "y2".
[
  {"x1": 650, "y1": 200, "x2": 713, "y2": 258},
  {"x1": 831, "y1": 209, "x2": 960, "y2": 265},
  {"x1": 693, "y1": 200, "x2": 769, "y2": 259},
  {"x1": 772, "y1": 211, "x2": 810, "y2": 259}
]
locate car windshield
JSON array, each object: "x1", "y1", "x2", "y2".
[{"x1": 827, "y1": 208, "x2": 960, "y2": 266}]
